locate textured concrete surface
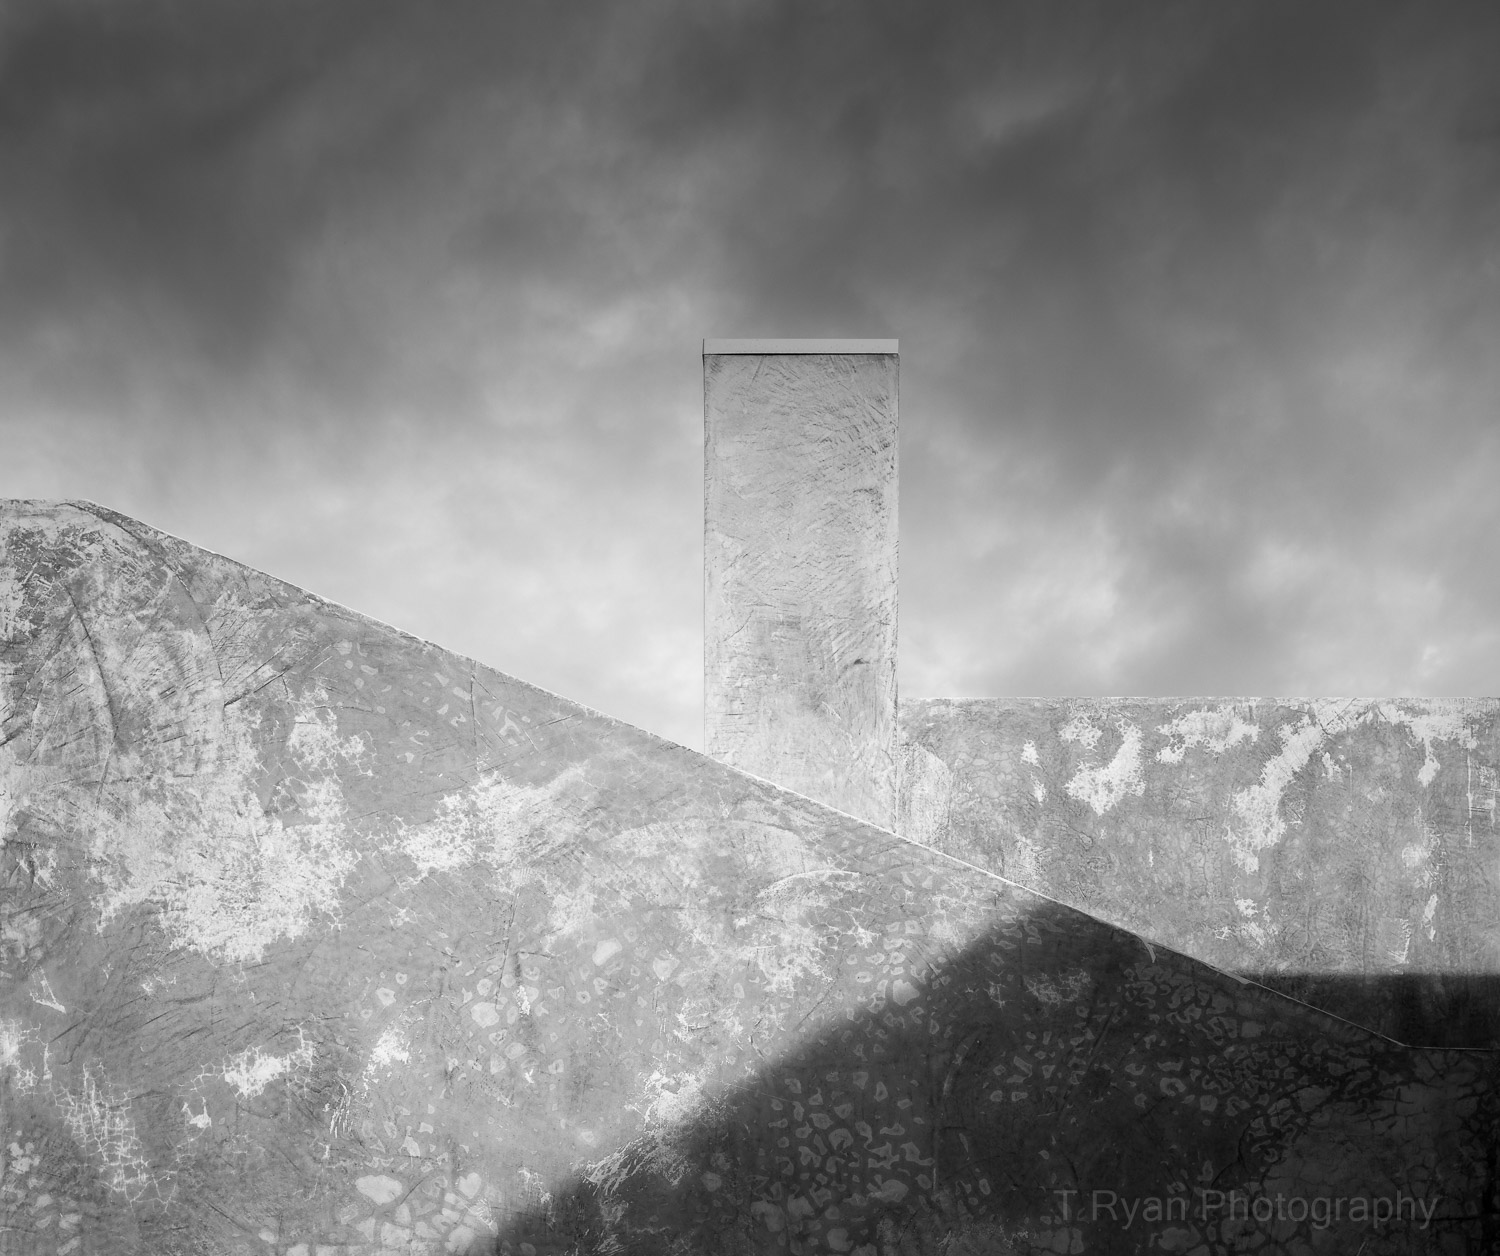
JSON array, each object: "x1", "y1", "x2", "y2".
[
  {"x1": 900, "y1": 698, "x2": 1500, "y2": 1046},
  {"x1": 704, "y1": 348, "x2": 899, "y2": 829},
  {"x1": 5, "y1": 504, "x2": 1494, "y2": 1248},
  {"x1": 2, "y1": 503, "x2": 1496, "y2": 1255}
]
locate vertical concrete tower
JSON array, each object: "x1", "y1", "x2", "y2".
[{"x1": 704, "y1": 338, "x2": 899, "y2": 828}]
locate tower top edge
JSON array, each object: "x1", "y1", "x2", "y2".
[{"x1": 703, "y1": 339, "x2": 898, "y2": 355}]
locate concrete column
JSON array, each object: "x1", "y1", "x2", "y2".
[{"x1": 704, "y1": 339, "x2": 899, "y2": 828}]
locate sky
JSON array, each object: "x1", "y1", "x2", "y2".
[{"x1": 1, "y1": 0, "x2": 1497, "y2": 751}]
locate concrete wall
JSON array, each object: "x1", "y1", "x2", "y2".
[
  {"x1": 3, "y1": 503, "x2": 1495, "y2": 1254},
  {"x1": 899, "y1": 697, "x2": 1500, "y2": 1046},
  {"x1": 704, "y1": 342, "x2": 899, "y2": 829}
]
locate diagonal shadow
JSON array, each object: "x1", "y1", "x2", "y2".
[
  {"x1": 1249, "y1": 972, "x2": 1500, "y2": 1051},
  {"x1": 465, "y1": 897, "x2": 1499, "y2": 1256},
  {"x1": 3, "y1": 502, "x2": 1496, "y2": 1256}
]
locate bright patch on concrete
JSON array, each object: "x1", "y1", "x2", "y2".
[
  {"x1": 1155, "y1": 707, "x2": 1258, "y2": 764},
  {"x1": 390, "y1": 769, "x2": 577, "y2": 886},
  {"x1": 0, "y1": 1018, "x2": 23, "y2": 1071},
  {"x1": 223, "y1": 1031, "x2": 315, "y2": 1099},
  {"x1": 640, "y1": 1069, "x2": 708, "y2": 1128},
  {"x1": 1377, "y1": 700, "x2": 1477, "y2": 786},
  {"x1": 1065, "y1": 722, "x2": 1145, "y2": 815},
  {"x1": 30, "y1": 972, "x2": 65, "y2": 1013},
  {"x1": 367, "y1": 1026, "x2": 411, "y2": 1072},
  {"x1": 1227, "y1": 718, "x2": 1328, "y2": 873},
  {"x1": 355, "y1": 1174, "x2": 404, "y2": 1205},
  {"x1": 1059, "y1": 715, "x2": 1103, "y2": 751},
  {"x1": 890, "y1": 979, "x2": 920, "y2": 1007},
  {"x1": 87, "y1": 696, "x2": 362, "y2": 965},
  {"x1": 51, "y1": 1062, "x2": 164, "y2": 1202}
]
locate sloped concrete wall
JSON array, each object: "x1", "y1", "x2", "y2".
[
  {"x1": 900, "y1": 697, "x2": 1500, "y2": 1046},
  {"x1": 704, "y1": 346, "x2": 899, "y2": 828},
  {"x1": 2, "y1": 504, "x2": 1496, "y2": 1255}
]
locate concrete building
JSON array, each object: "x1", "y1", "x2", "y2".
[
  {"x1": 0, "y1": 343, "x2": 1495, "y2": 1254},
  {"x1": 705, "y1": 341, "x2": 1500, "y2": 1050},
  {"x1": 704, "y1": 339, "x2": 900, "y2": 830}
]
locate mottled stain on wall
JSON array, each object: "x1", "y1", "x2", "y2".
[
  {"x1": 0, "y1": 504, "x2": 364, "y2": 966},
  {"x1": 899, "y1": 697, "x2": 1500, "y2": 1045},
  {"x1": 2, "y1": 504, "x2": 1496, "y2": 1256},
  {"x1": 704, "y1": 348, "x2": 899, "y2": 829}
]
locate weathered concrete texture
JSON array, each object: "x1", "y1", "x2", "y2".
[
  {"x1": 900, "y1": 698, "x2": 1500, "y2": 1046},
  {"x1": 2, "y1": 504, "x2": 1497, "y2": 1255},
  {"x1": 704, "y1": 351, "x2": 899, "y2": 829}
]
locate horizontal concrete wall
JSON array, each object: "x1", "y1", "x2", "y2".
[
  {"x1": 2, "y1": 504, "x2": 1496, "y2": 1255},
  {"x1": 900, "y1": 697, "x2": 1500, "y2": 1046}
]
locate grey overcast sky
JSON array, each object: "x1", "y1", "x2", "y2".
[{"x1": 2, "y1": 1, "x2": 1497, "y2": 750}]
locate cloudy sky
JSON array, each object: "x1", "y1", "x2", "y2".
[{"x1": 2, "y1": 1, "x2": 1496, "y2": 749}]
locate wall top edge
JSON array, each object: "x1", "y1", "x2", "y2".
[
  {"x1": 703, "y1": 338, "x2": 898, "y2": 354},
  {"x1": 900, "y1": 695, "x2": 1500, "y2": 707}
]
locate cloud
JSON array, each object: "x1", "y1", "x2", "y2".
[{"x1": 2, "y1": 1, "x2": 1498, "y2": 748}]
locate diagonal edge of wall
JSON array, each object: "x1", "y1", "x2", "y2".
[{"x1": 2, "y1": 499, "x2": 1496, "y2": 1253}]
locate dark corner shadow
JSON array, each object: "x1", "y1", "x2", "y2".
[
  {"x1": 471, "y1": 898, "x2": 1500, "y2": 1256},
  {"x1": 1248, "y1": 973, "x2": 1500, "y2": 1051}
]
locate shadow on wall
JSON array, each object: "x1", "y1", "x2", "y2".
[
  {"x1": 898, "y1": 698, "x2": 1500, "y2": 1053},
  {"x1": 467, "y1": 898, "x2": 1498, "y2": 1256},
  {"x1": 1, "y1": 501, "x2": 1496, "y2": 1256},
  {"x1": 1251, "y1": 973, "x2": 1500, "y2": 1053}
]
